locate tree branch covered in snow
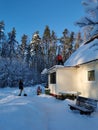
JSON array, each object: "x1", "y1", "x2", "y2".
[
  {"x1": 76, "y1": 17, "x2": 98, "y2": 27},
  {"x1": 76, "y1": 0, "x2": 98, "y2": 37}
]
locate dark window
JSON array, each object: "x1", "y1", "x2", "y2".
[
  {"x1": 50, "y1": 72, "x2": 56, "y2": 84},
  {"x1": 88, "y1": 70, "x2": 95, "y2": 81}
]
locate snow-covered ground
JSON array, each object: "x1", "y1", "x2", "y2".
[{"x1": 0, "y1": 85, "x2": 98, "y2": 130}]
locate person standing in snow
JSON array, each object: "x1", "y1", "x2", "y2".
[{"x1": 18, "y1": 80, "x2": 24, "y2": 96}]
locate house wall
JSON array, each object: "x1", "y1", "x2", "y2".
[
  {"x1": 48, "y1": 60, "x2": 98, "y2": 99},
  {"x1": 57, "y1": 68, "x2": 77, "y2": 93},
  {"x1": 76, "y1": 60, "x2": 98, "y2": 99},
  {"x1": 48, "y1": 67, "x2": 78, "y2": 95}
]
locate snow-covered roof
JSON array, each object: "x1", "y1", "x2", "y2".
[
  {"x1": 41, "y1": 68, "x2": 48, "y2": 74},
  {"x1": 48, "y1": 65, "x2": 64, "y2": 72},
  {"x1": 64, "y1": 38, "x2": 98, "y2": 66}
]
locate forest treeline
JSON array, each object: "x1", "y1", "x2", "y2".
[
  {"x1": 0, "y1": 21, "x2": 83, "y2": 87},
  {"x1": 0, "y1": 0, "x2": 98, "y2": 87}
]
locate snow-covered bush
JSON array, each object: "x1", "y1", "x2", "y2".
[{"x1": 0, "y1": 57, "x2": 33, "y2": 88}]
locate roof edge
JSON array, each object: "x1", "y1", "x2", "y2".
[
  {"x1": 84, "y1": 34, "x2": 98, "y2": 45},
  {"x1": 65, "y1": 59, "x2": 98, "y2": 67}
]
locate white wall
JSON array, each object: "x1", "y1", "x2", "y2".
[
  {"x1": 48, "y1": 67, "x2": 78, "y2": 95},
  {"x1": 57, "y1": 67, "x2": 77, "y2": 93},
  {"x1": 76, "y1": 60, "x2": 98, "y2": 99},
  {"x1": 48, "y1": 60, "x2": 98, "y2": 99}
]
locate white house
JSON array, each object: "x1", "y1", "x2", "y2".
[{"x1": 48, "y1": 35, "x2": 98, "y2": 99}]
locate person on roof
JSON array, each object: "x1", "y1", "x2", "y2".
[{"x1": 56, "y1": 54, "x2": 64, "y2": 65}]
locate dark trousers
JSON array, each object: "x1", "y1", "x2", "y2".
[
  {"x1": 58, "y1": 60, "x2": 64, "y2": 65},
  {"x1": 19, "y1": 89, "x2": 23, "y2": 96}
]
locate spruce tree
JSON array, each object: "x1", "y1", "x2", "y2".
[
  {"x1": 0, "y1": 21, "x2": 5, "y2": 44},
  {"x1": 68, "y1": 32, "x2": 75, "y2": 57},
  {"x1": 60, "y1": 28, "x2": 71, "y2": 61},
  {"x1": 20, "y1": 34, "x2": 29, "y2": 62},
  {"x1": 42, "y1": 25, "x2": 51, "y2": 68},
  {"x1": 0, "y1": 21, "x2": 6, "y2": 55},
  {"x1": 49, "y1": 30, "x2": 57, "y2": 66},
  {"x1": 7, "y1": 27, "x2": 18, "y2": 59}
]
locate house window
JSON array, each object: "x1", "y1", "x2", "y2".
[
  {"x1": 50, "y1": 72, "x2": 56, "y2": 84},
  {"x1": 88, "y1": 70, "x2": 95, "y2": 81}
]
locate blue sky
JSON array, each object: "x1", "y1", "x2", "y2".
[{"x1": 0, "y1": 0, "x2": 84, "y2": 42}]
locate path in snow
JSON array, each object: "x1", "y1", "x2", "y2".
[{"x1": 0, "y1": 87, "x2": 98, "y2": 130}]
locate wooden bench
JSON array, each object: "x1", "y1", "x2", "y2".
[{"x1": 69, "y1": 96, "x2": 98, "y2": 115}]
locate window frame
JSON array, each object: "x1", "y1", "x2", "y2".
[
  {"x1": 88, "y1": 70, "x2": 95, "y2": 81},
  {"x1": 50, "y1": 72, "x2": 56, "y2": 84}
]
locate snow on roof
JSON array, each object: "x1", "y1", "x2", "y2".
[
  {"x1": 41, "y1": 68, "x2": 48, "y2": 74},
  {"x1": 48, "y1": 65, "x2": 64, "y2": 72},
  {"x1": 52, "y1": 65, "x2": 64, "y2": 68},
  {"x1": 64, "y1": 38, "x2": 98, "y2": 66}
]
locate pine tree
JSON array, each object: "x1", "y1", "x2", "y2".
[
  {"x1": 74, "y1": 32, "x2": 82, "y2": 50},
  {"x1": 63, "y1": 28, "x2": 69, "y2": 38},
  {"x1": 20, "y1": 34, "x2": 29, "y2": 62},
  {"x1": 43, "y1": 25, "x2": 51, "y2": 43},
  {"x1": 60, "y1": 28, "x2": 71, "y2": 61},
  {"x1": 7, "y1": 27, "x2": 18, "y2": 59},
  {"x1": 0, "y1": 21, "x2": 5, "y2": 44},
  {"x1": 49, "y1": 30, "x2": 57, "y2": 66},
  {"x1": 0, "y1": 21, "x2": 6, "y2": 55},
  {"x1": 30, "y1": 31, "x2": 41, "y2": 58},
  {"x1": 42, "y1": 25, "x2": 51, "y2": 68},
  {"x1": 30, "y1": 31, "x2": 42, "y2": 84},
  {"x1": 1, "y1": 42, "x2": 8, "y2": 58},
  {"x1": 68, "y1": 32, "x2": 75, "y2": 56}
]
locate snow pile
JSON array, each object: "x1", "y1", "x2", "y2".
[{"x1": 0, "y1": 86, "x2": 98, "y2": 130}]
